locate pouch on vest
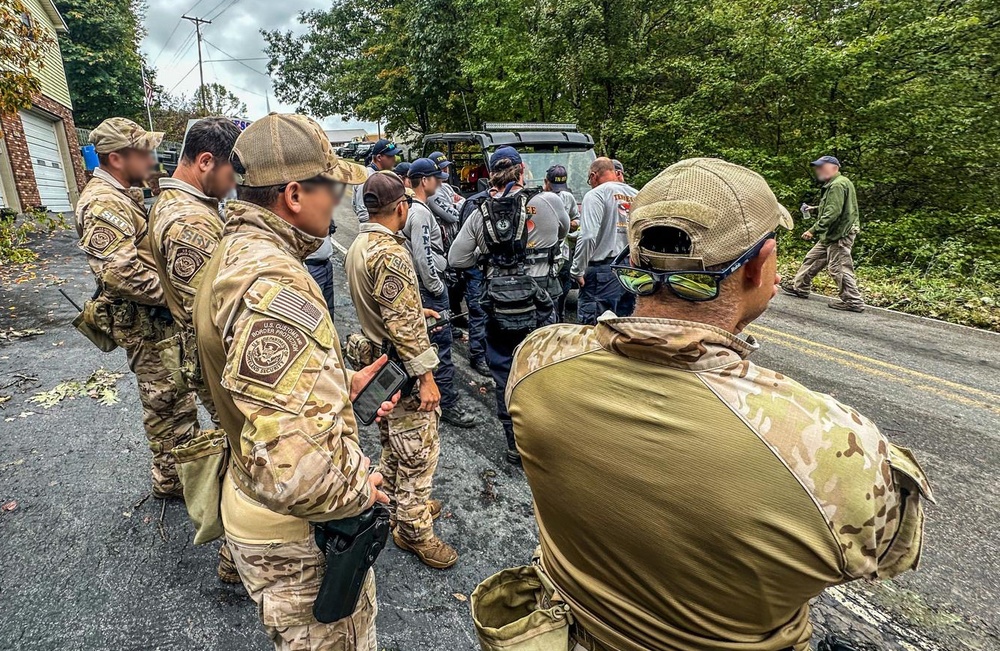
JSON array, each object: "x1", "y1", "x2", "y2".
[
  {"x1": 173, "y1": 429, "x2": 228, "y2": 544},
  {"x1": 471, "y1": 563, "x2": 573, "y2": 651},
  {"x1": 155, "y1": 331, "x2": 189, "y2": 394},
  {"x1": 344, "y1": 333, "x2": 377, "y2": 372},
  {"x1": 72, "y1": 298, "x2": 118, "y2": 352},
  {"x1": 482, "y1": 275, "x2": 549, "y2": 333}
]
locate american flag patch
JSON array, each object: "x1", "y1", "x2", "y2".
[{"x1": 267, "y1": 287, "x2": 324, "y2": 332}]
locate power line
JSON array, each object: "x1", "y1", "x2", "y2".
[
  {"x1": 202, "y1": 39, "x2": 268, "y2": 77},
  {"x1": 205, "y1": 0, "x2": 240, "y2": 22},
  {"x1": 152, "y1": 18, "x2": 184, "y2": 65},
  {"x1": 167, "y1": 62, "x2": 200, "y2": 94},
  {"x1": 182, "y1": 15, "x2": 213, "y2": 112},
  {"x1": 202, "y1": 57, "x2": 268, "y2": 62}
]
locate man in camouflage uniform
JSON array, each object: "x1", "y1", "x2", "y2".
[
  {"x1": 344, "y1": 172, "x2": 459, "y2": 569},
  {"x1": 193, "y1": 113, "x2": 394, "y2": 650},
  {"x1": 148, "y1": 116, "x2": 242, "y2": 583},
  {"x1": 76, "y1": 117, "x2": 197, "y2": 498},
  {"x1": 505, "y1": 158, "x2": 933, "y2": 651},
  {"x1": 149, "y1": 117, "x2": 241, "y2": 424}
]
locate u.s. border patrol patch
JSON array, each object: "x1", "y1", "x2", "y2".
[
  {"x1": 88, "y1": 226, "x2": 118, "y2": 254},
  {"x1": 171, "y1": 245, "x2": 205, "y2": 283},
  {"x1": 376, "y1": 273, "x2": 406, "y2": 306},
  {"x1": 237, "y1": 318, "x2": 308, "y2": 387}
]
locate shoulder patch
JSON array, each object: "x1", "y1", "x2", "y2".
[
  {"x1": 170, "y1": 245, "x2": 207, "y2": 284},
  {"x1": 91, "y1": 204, "x2": 135, "y2": 235},
  {"x1": 178, "y1": 224, "x2": 218, "y2": 254},
  {"x1": 88, "y1": 225, "x2": 121, "y2": 255},
  {"x1": 236, "y1": 318, "x2": 309, "y2": 388},
  {"x1": 268, "y1": 286, "x2": 324, "y2": 332},
  {"x1": 375, "y1": 271, "x2": 408, "y2": 307},
  {"x1": 385, "y1": 254, "x2": 411, "y2": 276}
]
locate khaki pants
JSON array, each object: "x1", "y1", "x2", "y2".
[
  {"x1": 792, "y1": 231, "x2": 864, "y2": 307},
  {"x1": 110, "y1": 304, "x2": 199, "y2": 490},
  {"x1": 377, "y1": 396, "x2": 440, "y2": 542}
]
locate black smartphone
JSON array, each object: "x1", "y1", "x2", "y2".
[{"x1": 352, "y1": 360, "x2": 408, "y2": 425}]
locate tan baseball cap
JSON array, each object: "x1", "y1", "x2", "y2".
[
  {"x1": 89, "y1": 117, "x2": 164, "y2": 154},
  {"x1": 231, "y1": 113, "x2": 368, "y2": 187},
  {"x1": 628, "y1": 158, "x2": 793, "y2": 270}
]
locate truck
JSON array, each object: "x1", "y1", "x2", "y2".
[{"x1": 421, "y1": 123, "x2": 596, "y2": 199}]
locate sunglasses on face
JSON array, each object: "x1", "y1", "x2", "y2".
[{"x1": 611, "y1": 232, "x2": 776, "y2": 301}]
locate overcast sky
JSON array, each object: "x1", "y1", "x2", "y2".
[{"x1": 140, "y1": 0, "x2": 377, "y2": 133}]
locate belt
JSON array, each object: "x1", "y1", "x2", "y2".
[
  {"x1": 305, "y1": 258, "x2": 330, "y2": 267},
  {"x1": 589, "y1": 256, "x2": 614, "y2": 266}
]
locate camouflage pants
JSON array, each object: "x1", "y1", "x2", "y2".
[
  {"x1": 181, "y1": 329, "x2": 219, "y2": 426},
  {"x1": 791, "y1": 231, "x2": 864, "y2": 307},
  {"x1": 377, "y1": 396, "x2": 440, "y2": 542},
  {"x1": 226, "y1": 536, "x2": 377, "y2": 651},
  {"x1": 111, "y1": 303, "x2": 199, "y2": 490}
]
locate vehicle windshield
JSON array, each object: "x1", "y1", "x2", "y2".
[{"x1": 500, "y1": 148, "x2": 596, "y2": 201}]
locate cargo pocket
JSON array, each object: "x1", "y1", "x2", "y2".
[
  {"x1": 173, "y1": 429, "x2": 228, "y2": 544},
  {"x1": 155, "y1": 332, "x2": 190, "y2": 394},
  {"x1": 877, "y1": 444, "x2": 935, "y2": 578},
  {"x1": 261, "y1": 539, "x2": 326, "y2": 628}
]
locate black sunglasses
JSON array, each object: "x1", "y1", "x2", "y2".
[{"x1": 611, "y1": 232, "x2": 776, "y2": 301}]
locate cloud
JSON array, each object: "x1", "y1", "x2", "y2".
[{"x1": 141, "y1": 0, "x2": 376, "y2": 131}]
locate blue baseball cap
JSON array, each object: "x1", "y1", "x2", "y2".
[
  {"x1": 408, "y1": 157, "x2": 448, "y2": 179},
  {"x1": 810, "y1": 155, "x2": 840, "y2": 167},
  {"x1": 371, "y1": 139, "x2": 403, "y2": 159},
  {"x1": 393, "y1": 162, "x2": 411, "y2": 178},
  {"x1": 489, "y1": 146, "x2": 522, "y2": 170},
  {"x1": 429, "y1": 151, "x2": 451, "y2": 169}
]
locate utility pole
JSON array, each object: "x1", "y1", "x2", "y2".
[{"x1": 182, "y1": 15, "x2": 212, "y2": 114}]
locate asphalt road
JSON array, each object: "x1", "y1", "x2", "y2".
[{"x1": 0, "y1": 202, "x2": 997, "y2": 650}]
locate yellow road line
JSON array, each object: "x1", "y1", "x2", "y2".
[
  {"x1": 750, "y1": 324, "x2": 1000, "y2": 401},
  {"x1": 749, "y1": 325, "x2": 1000, "y2": 416}
]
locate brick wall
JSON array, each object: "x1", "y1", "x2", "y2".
[
  {"x1": 0, "y1": 94, "x2": 86, "y2": 211},
  {"x1": 0, "y1": 110, "x2": 39, "y2": 209}
]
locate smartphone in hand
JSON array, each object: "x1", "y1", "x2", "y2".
[{"x1": 352, "y1": 360, "x2": 408, "y2": 425}]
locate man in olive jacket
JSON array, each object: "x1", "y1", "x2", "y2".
[{"x1": 783, "y1": 156, "x2": 864, "y2": 312}]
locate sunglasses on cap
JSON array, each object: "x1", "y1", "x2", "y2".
[{"x1": 611, "y1": 232, "x2": 776, "y2": 301}]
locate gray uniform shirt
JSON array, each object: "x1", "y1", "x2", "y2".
[
  {"x1": 429, "y1": 183, "x2": 463, "y2": 225},
  {"x1": 557, "y1": 190, "x2": 580, "y2": 261},
  {"x1": 305, "y1": 235, "x2": 334, "y2": 263},
  {"x1": 351, "y1": 166, "x2": 376, "y2": 223},
  {"x1": 570, "y1": 181, "x2": 637, "y2": 277},
  {"x1": 402, "y1": 199, "x2": 448, "y2": 297},
  {"x1": 449, "y1": 189, "x2": 570, "y2": 279}
]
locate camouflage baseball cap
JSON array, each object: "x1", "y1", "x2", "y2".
[
  {"x1": 629, "y1": 158, "x2": 793, "y2": 270},
  {"x1": 231, "y1": 113, "x2": 368, "y2": 187},
  {"x1": 89, "y1": 117, "x2": 164, "y2": 154}
]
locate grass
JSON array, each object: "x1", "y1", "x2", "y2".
[{"x1": 777, "y1": 255, "x2": 1000, "y2": 332}]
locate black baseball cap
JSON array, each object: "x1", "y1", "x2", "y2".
[
  {"x1": 408, "y1": 157, "x2": 448, "y2": 179},
  {"x1": 545, "y1": 165, "x2": 569, "y2": 192},
  {"x1": 810, "y1": 155, "x2": 840, "y2": 167},
  {"x1": 371, "y1": 139, "x2": 403, "y2": 159}
]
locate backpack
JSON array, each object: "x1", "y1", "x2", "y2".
[{"x1": 477, "y1": 185, "x2": 554, "y2": 333}]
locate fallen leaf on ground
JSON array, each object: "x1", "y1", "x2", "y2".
[
  {"x1": 2, "y1": 501, "x2": 18, "y2": 512},
  {"x1": 452, "y1": 593, "x2": 467, "y2": 602}
]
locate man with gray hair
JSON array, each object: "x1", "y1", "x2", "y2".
[{"x1": 782, "y1": 155, "x2": 864, "y2": 312}]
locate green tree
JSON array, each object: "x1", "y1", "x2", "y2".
[
  {"x1": 0, "y1": 0, "x2": 56, "y2": 122},
  {"x1": 194, "y1": 82, "x2": 248, "y2": 117},
  {"x1": 54, "y1": 0, "x2": 146, "y2": 128}
]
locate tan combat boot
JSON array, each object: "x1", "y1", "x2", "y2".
[
  {"x1": 392, "y1": 530, "x2": 458, "y2": 569},
  {"x1": 427, "y1": 498, "x2": 443, "y2": 521},
  {"x1": 217, "y1": 541, "x2": 241, "y2": 584}
]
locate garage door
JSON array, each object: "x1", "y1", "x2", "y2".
[{"x1": 19, "y1": 110, "x2": 72, "y2": 212}]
